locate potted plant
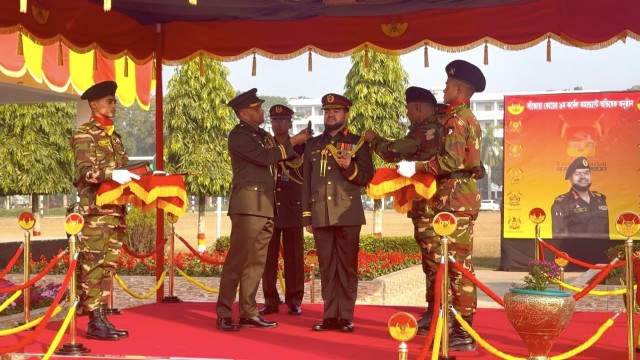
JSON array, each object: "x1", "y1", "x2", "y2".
[{"x1": 503, "y1": 260, "x2": 576, "y2": 360}]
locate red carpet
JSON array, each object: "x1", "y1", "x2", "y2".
[{"x1": 2, "y1": 302, "x2": 631, "y2": 359}]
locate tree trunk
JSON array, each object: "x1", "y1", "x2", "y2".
[
  {"x1": 486, "y1": 166, "x2": 492, "y2": 199},
  {"x1": 31, "y1": 194, "x2": 42, "y2": 236},
  {"x1": 197, "y1": 195, "x2": 206, "y2": 252},
  {"x1": 373, "y1": 198, "x2": 383, "y2": 237}
]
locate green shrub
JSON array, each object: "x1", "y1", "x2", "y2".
[
  {"x1": 605, "y1": 242, "x2": 640, "y2": 280},
  {"x1": 124, "y1": 208, "x2": 171, "y2": 254}
]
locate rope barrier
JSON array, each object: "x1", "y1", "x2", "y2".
[
  {"x1": 0, "y1": 306, "x2": 64, "y2": 336},
  {"x1": 453, "y1": 311, "x2": 525, "y2": 360},
  {"x1": 114, "y1": 272, "x2": 167, "y2": 299},
  {"x1": 449, "y1": 258, "x2": 505, "y2": 308},
  {"x1": 0, "y1": 255, "x2": 76, "y2": 353},
  {"x1": 430, "y1": 314, "x2": 443, "y2": 360},
  {"x1": 554, "y1": 279, "x2": 634, "y2": 296},
  {"x1": 548, "y1": 313, "x2": 620, "y2": 360},
  {"x1": 0, "y1": 290, "x2": 22, "y2": 313},
  {"x1": 176, "y1": 234, "x2": 225, "y2": 265},
  {"x1": 539, "y1": 240, "x2": 626, "y2": 269},
  {"x1": 176, "y1": 268, "x2": 220, "y2": 293},
  {"x1": 0, "y1": 250, "x2": 69, "y2": 294},
  {"x1": 42, "y1": 301, "x2": 77, "y2": 360},
  {"x1": 0, "y1": 244, "x2": 23, "y2": 278},
  {"x1": 122, "y1": 237, "x2": 168, "y2": 259},
  {"x1": 569, "y1": 260, "x2": 617, "y2": 301},
  {"x1": 416, "y1": 262, "x2": 444, "y2": 360}
]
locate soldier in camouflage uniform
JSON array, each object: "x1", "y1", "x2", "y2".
[
  {"x1": 363, "y1": 86, "x2": 442, "y2": 334},
  {"x1": 397, "y1": 60, "x2": 486, "y2": 351},
  {"x1": 71, "y1": 81, "x2": 140, "y2": 341}
]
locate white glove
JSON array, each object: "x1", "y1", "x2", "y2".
[
  {"x1": 152, "y1": 170, "x2": 168, "y2": 176},
  {"x1": 111, "y1": 170, "x2": 141, "y2": 185},
  {"x1": 396, "y1": 161, "x2": 417, "y2": 178}
]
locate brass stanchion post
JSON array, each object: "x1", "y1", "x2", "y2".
[
  {"x1": 534, "y1": 223, "x2": 540, "y2": 262},
  {"x1": 17, "y1": 211, "x2": 36, "y2": 328},
  {"x1": 56, "y1": 213, "x2": 89, "y2": 355},
  {"x1": 163, "y1": 216, "x2": 180, "y2": 302},
  {"x1": 305, "y1": 249, "x2": 318, "y2": 304},
  {"x1": 387, "y1": 312, "x2": 417, "y2": 359}
]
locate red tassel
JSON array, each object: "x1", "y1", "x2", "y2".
[
  {"x1": 93, "y1": 50, "x2": 98, "y2": 72},
  {"x1": 124, "y1": 55, "x2": 129, "y2": 77},
  {"x1": 424, "y1": 46, "x2": 429, "y2": 68},
  {"x1": 17, "y1": 33, "x2": 23, "y2": 56},
  {"x1": 199, "y1": 54, "x2": 204, "y2": 77},
  {"x1": 364, "y1": 48, "x2": 370, "y2": 69},
  {"x1": 483, "y1": 42, "x2": 488, "y2": 65},
  {"x1": 57, "y1": 41, "x2": 63, "y2": 66},
  {"x1": 251, "y1": 53, "x2": 256, "y2": 76},
  {"x1": 308, "y1": 50, "x2": 312, "y2": 72},
  {"x1": 151, "y1": 59, "x2": 156, "y2": 80},
  {"x1": 546, "y1": 37, "x2": 552, "y2": 62}
]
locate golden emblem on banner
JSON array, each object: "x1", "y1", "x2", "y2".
[
  {"x1": 508, "y1": 191, "x2": 522, "y2": 207},
  {"x1": 380, "y1": 21, "x2": 408, "y2": 37},
  {"x1": 507, "y1": 100, "x2": 525, "y2": 115},
  {"x1": 508, "y1": 119, "x2": 522, "y2": 133},
  {"x1": 508, "y1": 168, "x2": 523, "y2": 183},
  {"x1": 388, "y1": 312, "x2": 417, "y2": 342},
  {"x1": 508, "y1": 216, "x2": 521, "y2": 230},
  {"x1": 508, "y1": 144, "x2": 523, "y2": 157},
  {"x1": 615, "y1": 211, "x2": 640, "y2": 237}
]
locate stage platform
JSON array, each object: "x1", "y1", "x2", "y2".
[{"x1": 1, "y1": 302, "x2": 631, "y2": 359}]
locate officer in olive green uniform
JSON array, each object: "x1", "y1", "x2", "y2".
[
  {"x1": 397, "y1": 60, "x2": 486, "y2": 351},
  {"x1": 71, "y1": 81, "x2": 138, "y2": 340},
  {"x1": 363, "y1": 86, "x2": 442, "y2": 334},
  {"x1": 303, "y1": 93, "x2": 374, "y2": 333},
  {"x1": 552, "y1": 156, "x2": 609, "y2": 239},
  {"x1": 216, "y1": 89, "x2": 310, "y2": 332},
  {"x1": 260, "y1": 104, "x2": 306, "y2": 316}
]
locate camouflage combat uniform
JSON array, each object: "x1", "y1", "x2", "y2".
[
  {"x1": 369, "y1": 115, "x2": 441, "y2": 304},
  {"x1": 70, "y1": 118, "x2": 129, "y2": 314},
  {"x1": 421, "y1": 101, "x2": 482, "y2": 316}
]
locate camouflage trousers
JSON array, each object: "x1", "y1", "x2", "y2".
[
  {"x1": 76, "y1": 214, "x2": 125, "y2": 314},
  {"x1": 412, "y1": 214, "x2": 476, "y2": 315}
]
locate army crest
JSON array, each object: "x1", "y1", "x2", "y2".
[
  {"x1": 507, "y1": 191, "x2": 522, "y2": 207},
  {"x1": 326, "y1": 94, "x2": 335, "y2": 103},
  {"x1": 508, "y1": 217, "x2": 521, "y2": 230}
]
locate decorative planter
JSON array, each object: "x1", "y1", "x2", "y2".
[{"x1": 504, "y1": 288, "x2": 576, "y2": 360}]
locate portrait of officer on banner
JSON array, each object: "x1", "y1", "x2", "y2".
[{"x1": 551, "y1": 156, "x2": 609, "y2": 240}]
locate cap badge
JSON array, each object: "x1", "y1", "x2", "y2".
[
  {"x1": 582, "y1": 159, "x2": 589, "y2": 166},
  {"x1": 327, "y1": 95, "x2": 335, "y2": 103},
  {"x1": 275, "y1": 106, "x2": 282, "y2": 113},
  {"x1": 449, "y1": 67, "x2": 456, "y2": 75}
]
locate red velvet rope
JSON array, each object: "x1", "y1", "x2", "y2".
[
  {"x1": 0, "y1": 251, "x2": 69, "y2": 294},
  {"x1": 417, "y1": 262, "x2": 444, "y2": 360},
  {"x1": 0, "y1": 244, "x2": 23, "y2": 279},
  {"x1": 0, "y1": 256, "x2": 77, "y2": 353},
  {"x1": 538, "y1": 239, "x2": 625, "y2": 269},
  {"x1": 122, "y1": 237, "x2": 167, "y2": 259},
  {"x1": 176, "y1": 234, "x2": 224, "y2": 265},
  {"x1": 572, "y1": 259, "x2": 617, "y2": 301},
  {"x1": 450, "y1": 260, "x2": 506, "y2": 308}
]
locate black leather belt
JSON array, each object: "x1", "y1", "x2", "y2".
[{"x1": 437, "y1": 171, "x2": 473, "y2": 180}]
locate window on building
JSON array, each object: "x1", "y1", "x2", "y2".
[{"x1": 298, "y1": 106, "x2": 313, "y2": 117}]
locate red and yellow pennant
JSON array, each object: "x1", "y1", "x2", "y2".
[
  {"x1": 96, "y1": 174, "x2": 188, "y2": 217},
  {"x1": 366, "y1": 167, "x2": 436, "y2": 214}
]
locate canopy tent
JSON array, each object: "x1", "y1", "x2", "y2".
[{"x1": 1, "y1": 0, "x2": 638, "y2": 294}]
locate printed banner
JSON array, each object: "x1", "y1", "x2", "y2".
[{"x1": 503, "y1": 91, "x2": 640, "y2": 240}]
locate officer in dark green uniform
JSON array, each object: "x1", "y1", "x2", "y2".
[
  {"x1": 303, "y1": 93, "x2": 374, "y2": 333},
  {"x1": 216, "y1": 89, "x2": 311, "y2": 332},
  {"x1": 259, "y1": 104, "x2": 306, "y2": 316},
  {"x1": 363, "y1": 86, "x2": 442, "y2": 334},
  {"x1": 551, "y1": 156, "x2": 609, "y2": 239},
  {"x1": 71, "y1": 80, "x2": 137, "y2": 340}
]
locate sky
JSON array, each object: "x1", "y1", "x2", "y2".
[{"x1": 162, "y1": 39, "x2": 640, "y2": 99}]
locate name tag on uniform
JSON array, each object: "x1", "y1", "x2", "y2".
[
  {"x1": 98, "y1": 139, "x2": 111, "y2": 147},
  {"x1": 573, "y1": 207, "x2": 587, "y2": 213}
]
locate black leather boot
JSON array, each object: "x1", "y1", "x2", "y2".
[
  {"x1": 87, "y1": 308, "x2": 119, "y2": 341},
  {"x1": 449, "y1": 314, "x2": 477, "y2": 351},
  {"x1": 101, "y1": 306, "x2": 129, "y2": 338},
  {"x1": 417, "y1": 302, "x2": 433, "y2": 335}
]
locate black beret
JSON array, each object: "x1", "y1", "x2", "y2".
[
  {"x1": 445, "y1": 60, "x2": 486, "y2": 93},
  {"x1": 269, "y1": 104, "x2": 294, "y2": 119},
  {"x1": 321, "y1": 93, "x2": 352, "y2": 110},
  {"x1": 81, "y1": 81, "x2": 117, "y2": 101},
  {"x1": 565, "y1": 156, "x2": 590, "y2": 180},
  {"x1": 227, "y1": 88, "x2": 265, "y2": 112},
  {"x1": 405, "y1": 86, "x2": 437, "y2": 105}
]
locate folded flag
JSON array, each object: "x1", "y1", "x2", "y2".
[{"x1": 366, "y1": 167, "x2": 436, "y2": 214}]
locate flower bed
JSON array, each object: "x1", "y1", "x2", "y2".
[{"x1": 0, "y1": 278, "x2": 62, "y2": 316}]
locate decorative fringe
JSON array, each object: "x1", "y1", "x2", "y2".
[
  {"x1": 364, "y1": 47, "x2": 370, "y2": 69},
  {"x1": 251, "y1": 52, "x2": 256, "y2": 76},
  {"x1": 199, "y1": 54, "x2": 204, "y2": 76},
  {"x1": 423, "y1": 45, "x2": 429, "y2": 68},
  {"x1": 483, "y1": 41, "x2": 488, "y2": 65},
  {"x1": 308, "y1": 50, "x2": 312, "y2": 72},
  {"x1": 57, "y1": 41, "x2": 63, "y2": 66},
  {"x1": 124, "y1": 55, "x2": 129, "y2": 77},
  {"x1": 151, "y1": 59, "x2": 156, "y2": 80},
  {"x1": 189, "y1": 0, "x2": 197, "y2": 4},
  {"x1": 93, "y1": 50, "x2": 98, "y2": 71},
  {"x1": 20, "y1": 0, "x2": 27, "y2": 13},
  {"x1": 546, "y1": 36, "x2": 551, "y2": 62},
  {"x1": 17, "y1": 32, "x2": 23, "y2": 56},
  {"x1": 104, "y1": 0, "x2": 111, "y2": 11}
]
